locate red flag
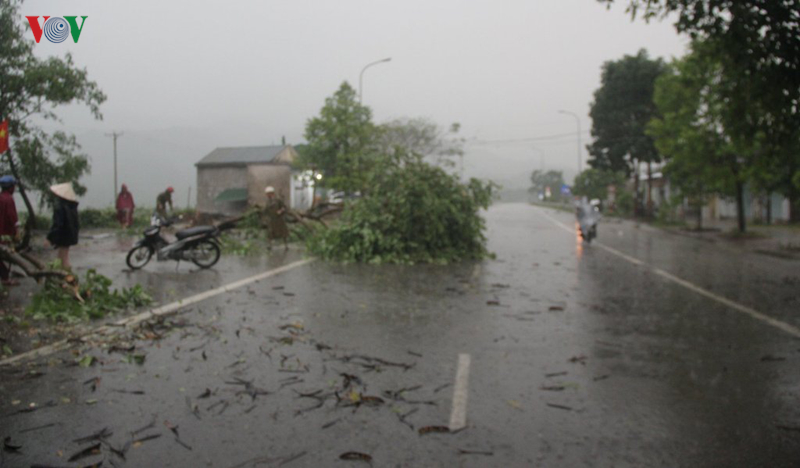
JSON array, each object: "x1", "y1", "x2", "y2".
[{"x1": 0, "y1": 120, "x2": 8, "y2": 154}]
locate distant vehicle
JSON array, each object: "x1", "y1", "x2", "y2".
[{"x1": 126, "y1": 216, "x2": 221, "y2": 270}]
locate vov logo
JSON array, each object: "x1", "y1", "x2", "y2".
[{"x1": 25, "y1": 16, "x2": 88, "y2": 43}]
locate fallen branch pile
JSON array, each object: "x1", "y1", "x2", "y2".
[{"x1": 0, "y1": 244, "x2": 83, "y2": 301}]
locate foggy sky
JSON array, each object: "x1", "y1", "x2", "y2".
[{"x1": 21, "y1": 0, "x2": 687, "y2": 209}]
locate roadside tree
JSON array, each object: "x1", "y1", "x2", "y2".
[
  {"x1": 302, "y1": 87, "x2": 496, "y2": 264},
  {"x1": 599, "y1": 0, "x2": 800, "y2": 221},
  {"x1": 376, "y1": 118, "x2": 465, "y2": 170},
  {"x1": 0, "y1": 0, "x2": 106, "y2": 247},
  {"x1": 301, "y1": 82, "x2": 376, "y2": 194},
  {"x1": 529, "y1": 170, "x2": 565, "y2": 201},
  {"x1": 587, "y1": 49, "x2": 667, "y2": 217},
  {"x1": 648, "y1": 43, "x2": 752, "y2": 232},
  {"x1": 572, "y1": 169, "x2": 626, "y2": 204}
]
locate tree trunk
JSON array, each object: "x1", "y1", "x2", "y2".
[
  {"x1": 735, "y1": 181, "x2": 746, "y2": 233},
  {"x1": 696, "y1": 199, "x2": 703, "y2": 230},
  {"x1": 646, "y1": 161, "x2": 653, "y2": 218},
  {"x1": 633, "y1": 159, "x2": 640, "y2": 217},
  {"x1": 790, "y1": 190, "x2": 800, "y2": 224},
  {"x1": 5, "y1": 148, "x2": 37, "y2": 249},
  {"x1": 765, "y1": 193, "x2": 772, "y2": 225}
]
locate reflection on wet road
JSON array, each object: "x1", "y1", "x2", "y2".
[{"x1": 0, "y1": 203, "x2": 798, "y2": 467}]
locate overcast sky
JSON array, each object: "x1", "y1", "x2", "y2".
[{"x1": 22, "y1": 0, "x2": 688, "y2": 208}]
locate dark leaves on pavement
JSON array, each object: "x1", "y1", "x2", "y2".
[
  {"x1": 339, "y1": 451, "x2": 372, "y2": 461},
  {"x1": 418, "y1": 425, "x2": 450, "y2": 435},
  {"x1": 3, "y1": 436, "x2": 21, "y2": 453}
]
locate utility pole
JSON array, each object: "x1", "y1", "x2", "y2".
[
  {"x1": 187, "y1": 186, "x2": 192, "y2": 210},
  {"x1": 105, "y1": 131, "x2": 123, "y2": 204}
]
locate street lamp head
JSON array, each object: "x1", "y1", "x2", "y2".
[{"x1": 359, "y1": 58, "x2": 393, "y2": 102}]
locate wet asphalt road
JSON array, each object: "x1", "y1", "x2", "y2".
[{"x1": 1, "y1": 203, "x2": 799, "y2": 467}]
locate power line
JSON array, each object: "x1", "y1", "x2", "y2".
[{"x1": 467, "y1": 130, "x2": 591, "y2": 146}]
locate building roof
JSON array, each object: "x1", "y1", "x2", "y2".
[{"x1": 196, "y1": 145, "x2": 294, "y2": 167}]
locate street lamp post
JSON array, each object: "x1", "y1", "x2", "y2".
[
  {"x1": 558, "y1": 110, "x2": 582, "y2": 175},
  {"x1": 359, "y1": 57, "x2": 391, "y2": 102}
]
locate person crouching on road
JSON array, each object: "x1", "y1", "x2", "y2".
[
  {"x1": 116, "y1": 183, "x2": 135, "y2": 228},
  {"x1": 156, "y1": 186, "x2": 174, "y2": 221},
  {"x1": 0, "y1": 176, "x2": 20, "y2": 286},
  {"x1": 47, "y1": 183, "x2": 80, "y2": 271},
  {"x1": 261, "y1": 186, "x2": 289, "y2": 251}
]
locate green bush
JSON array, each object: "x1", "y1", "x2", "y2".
[
  {"x1": 654, "y1": 195, "x2": 687, "y2": 226},
  {"x1": 80, "y1": 207, "x2": 118, "y2": 228},
  {"x1": 306, "y1": 157, "x2": 496, "y2": 264},
  {"x1": 26, "y1": 269, "x2": 152, "y2": 322},
  {"x1": 614, "y1": 190, "x2": 635, "y2": 216},
  {"x1": 18, "y1": 212, "x2": 51, "y2": 229},
  {"x1": 220, "y1": 233, "x2": 265, "y2": 256}
]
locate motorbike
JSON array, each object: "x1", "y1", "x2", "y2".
[
  {"x1": 126, "y1": 216, "x2": 221, "y2": 270},
  {"x1": 576, "y1": 198, "x2": 601, "y2": 243}
]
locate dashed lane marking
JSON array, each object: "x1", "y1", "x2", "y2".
[{"x1": 449, "y1": 353, "x2": 471, "y2": 432}]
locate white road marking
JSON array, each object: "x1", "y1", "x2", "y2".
[
  {"x1": 449, "y1": 353, "x2": 471, "y2": 431},
  {"x1": 534, "y1": 207, "x2": 800, "y2": 339},
  {"x1": 595, "y1": 243, "x2": 644, "y2": 266},
  {"x1": 651, "y1": 268, "x2": 800, "y2": 338},
  {"x1": 0, "y1": 258, "x2": 315, "y2": 367}
]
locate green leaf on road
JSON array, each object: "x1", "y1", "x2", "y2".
[{"x1": 78, "y1": 355, "x2": 96, "y2": 367}]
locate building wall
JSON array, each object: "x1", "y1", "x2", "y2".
[
  {"x1": 639, "y1": 176, "x2": 792, "y2": 223},
  {"x1": 711, "y1": 189, "x2": 790, "y2": 222},
  {"x1": 196, "y1": 166, "x2": 248, "y2": 214},
  {"x1": 247, "y1": 165, "x2": 292, "y2": 207}
]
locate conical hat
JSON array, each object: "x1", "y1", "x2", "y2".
[{"x1": 50, "y1": 182, "x2": 77, "y2": 202}]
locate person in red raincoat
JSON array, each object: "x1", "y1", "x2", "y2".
[
  {"x1": 0, "y1": 175, "x2": 19, "y2": 285},
  {"x1": 116, "y1": 184, "x2": 135, "y2": 228}
]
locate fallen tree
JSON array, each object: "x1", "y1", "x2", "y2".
[
  {"x1": 0, "y1": 244, "x2": 71, "y2": 282},
  {"x1": 305, "y1": 154, "x2": 497, "y2": 264},
  {"x1": 1, "y1": 245, "x2": 152, "y2": 320},
  {"x1": 214, "y1": 203, "x2": 343, "y2": 240}
]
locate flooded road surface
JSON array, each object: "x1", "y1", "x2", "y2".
[{"x1": 1, "y1": 203, "x2": 798, "y2": 467}]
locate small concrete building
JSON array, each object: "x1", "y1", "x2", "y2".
[{"x1": 195, "y1": 145, "x2": 311, "y2": 215}]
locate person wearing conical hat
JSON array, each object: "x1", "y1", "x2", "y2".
[
  {"x1": 260, "y1": 186, "x2": 289, "y2": 251},
  {"x1": 47, "y1": 182, "x2": 80, "y2": 271}
]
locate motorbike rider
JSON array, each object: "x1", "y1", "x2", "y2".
[{"x1": 576, "y1": 196, "x2": 601, "y2": 242}]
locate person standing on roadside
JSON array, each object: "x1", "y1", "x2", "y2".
[
  {"x1": 47, "y1": 183, "x2": 80, "y2": 271},
  {"x1": 0, "y1": 175, "x2": 19, "y2": 285},
  {"x1": 116, "y1": 183, "x2": 135, "y2": 228},
  {"x1": 260, "y1": 186, "x2": 289, "y2": 251}
]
